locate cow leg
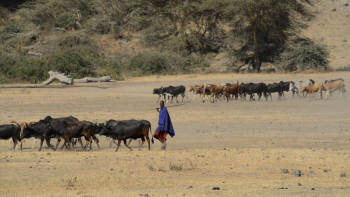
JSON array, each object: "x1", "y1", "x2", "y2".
[
  {"x1": 60, "y1": 140, "x2": 67, "y2": 150},
  {"x1": 141, "y1": 138, "x2": 145, "y2": 146},
  {"x1": 82, "y1": 137, "x2": 88, "y2": 150},
  {"x1": 92, "y1": 135, "x2": 100, "y2": 149},
  {"x1": 77, "y1": 138, "x2": 84, "y2": 149},
  {"x1": 61, "y1": 141, "x2": 68, "y2": 150},
  {"x1": 83, "y1": 136, "x2": 92, "y2": 151},
  {"x1": 87, "y1": 136, "x2": 93, "y2": 151},
  {"x1": 12, "y1": 137, "x2": 17, "y2": 150},
  {"x1": 123, "y1": 139, "x2": 133, "y2": 151},
  {"x1": 55, "y1": 138, "x2": 62, "y2": 151},
  {"x1": 66, "y1": 138, "x2": 72, "y2": 150},
  {"x1": 39, "y1": 137, "x2": 45, "y2": 151},
  {"x1": 127, "y1": 138, "x2": 133, "y2": 146},
  {"x1": 258, "y1": 93, "x2": 262, "y2": 101},
  {"x1": 109, "y1": 138, "x2": 114, "y2": 148},
  {"x1": 115, "y1": 140, "x2": 122, "y2": 152},
  {"x1": 145, "y1": 136, "x2": 151, "y2": 151},
  {"x1": 19, "y1": 140, "x2": 22, "y2": 151},
  {"x1": 15, "y1": 138, "x2": 22, "y2": 151},
  {"x1": 139, "y1": 138, "x2": 145, "y2": 150},
  {"x1": 45, "y1": 138, "x2": 54, "y2": 148}
]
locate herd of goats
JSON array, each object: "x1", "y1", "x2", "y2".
[
  {"x1": 0, "y1": 78, "x2": 346, "y2": 152},
  {"x1": 153, "y1": 78, "x2": 346, "y2": 103}
]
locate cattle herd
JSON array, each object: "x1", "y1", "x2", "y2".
[
  {"x1": 154, "y1": 78, "x2": 346, "y2": 103},
  {"x1": 0, "y1": 78, "x2": 346, "y2": 152},
  {"x1": 0, "y1": 116, "x2": 154, "y2": 152}
]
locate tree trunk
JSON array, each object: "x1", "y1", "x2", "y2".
[
  {"x1": 42, "y1": 71, "x2": 73, "y2": 85},
  {"x1": 252, "y1": 29, "x2": 261, "y2": 73},
  {"x1": 74, "y1": 76, "x2": 112, "y2": 83},
  {"x1": 42, "y1": 71, "x2": 113, "y2": 85}
]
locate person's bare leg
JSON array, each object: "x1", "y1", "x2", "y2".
[{"x1": 161, "y1": 141, "x2": 167, "y2": 150}]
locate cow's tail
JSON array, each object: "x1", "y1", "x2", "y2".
[{"x1": 149, "y1": 124, "x2": 154, "y2": 144}]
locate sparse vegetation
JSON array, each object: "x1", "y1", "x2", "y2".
[
  {"x1": 0, "y1": 0, "x2": 330, "y2": 83},
  {"x1": 169, "y1": 162, "x2": 183, "y2": 171},
  {"x1": 278, "y1": 38, "x2": 329, "y2": 71}
]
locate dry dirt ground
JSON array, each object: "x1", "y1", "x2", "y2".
[{"x1": 0, "y1": 72, "x2": 350, "y2": 197}]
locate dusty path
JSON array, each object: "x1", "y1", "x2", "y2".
[{"x1": 0, "y1": 72, "x2": 349, "y2": 196}]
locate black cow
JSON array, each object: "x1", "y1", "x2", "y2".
[
  {"x1": 0, "y1": 124, "x2": 22, "y2": 150},
  {"x1": 266, "y1": 81, "x2": 291, "y2": 100},
  {"x1": 266, "y1": 83, "x2": 283, "y2": 100},
  {"x1": 164, "y1": 85, "x2": 186, "y2": 104},
  {"x1": 127, "y1": 120, "x2": 154, "y2": 146},
  {"x1": 153, "y1": 87, "x2": 167, "y2": 102},
  {"x1": 99, "y1": 119, "x2": 153, "y2": 151},
  {"x1": 153, "y1": 85, "x2": 186, "y2": 103},
  {"x1": 21, "y1": 119, "x2": 55, "y2": 151},
  {"x1": 279, "y1": 81, "x2": 290, "y2": 97},
  {"x1": 239, "y1": 83, "x2": 268, "y2": 101},
  {"x1": 21, "y1": 116, "x2": 79, "y2": 151}
]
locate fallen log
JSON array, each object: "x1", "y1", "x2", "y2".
[
  {"x1": 42, "y1": 71, "x2": 73, "y2": 85},
  {"x1": 74, "y1": 76, "x2": 112, "y2": 83},
  {"x1": 42, "y1": 71, "x2": 113, "y2": 85}
]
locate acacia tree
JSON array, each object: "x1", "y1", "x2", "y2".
[
  {"x1": 225, "y1": 0, "x2": 312, "y2": 72},
  {"x1": 128, "y1": 0, "x2": 227, "y2": 55}
]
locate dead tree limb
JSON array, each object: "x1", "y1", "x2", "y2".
[
  {"x1": 42, "y1": 71, "x2": 73, "y2": 85},
  {"x1": 74, "y1": 76, "x2": 112, "y2": 83}
]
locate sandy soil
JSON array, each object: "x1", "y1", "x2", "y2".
[{"x1": 1, "y1": 72, "x2": 350, "y2": 196}]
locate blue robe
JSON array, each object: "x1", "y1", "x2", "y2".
[{"x1": 156, "y1": 107, "x2": 175, "y2": 137}]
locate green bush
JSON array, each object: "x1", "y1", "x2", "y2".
[
  {"x1": 86, "y1": 17, "x2": 112, "y2": 34},
  {"x1": 278, "y1": 38, "x2": 329, "y2": 71},
  {"x1": 0, "y1": 21, "x2": 23, "y2": 43},
  {"x1": 31, "y1": 0, "x2": 96, "y2": 30},
  {"x1": 107, "y1": 50, "x2": 209, "y2": 76},
  {"x1": 58, "y1": 32, "x2": 92, "y2": 48},
  {"x1": 0, "y1": 49, "x2": 102, "y2": 83},
  {"x1": 0, "y1": 54, "x2": 49, "y2": 83},
  {"x1": 47, "y1": 50, "x2": 96, "y2": 78},
  {"x1": 0, "y1": 7, "x2": 9, "y2": 25}
]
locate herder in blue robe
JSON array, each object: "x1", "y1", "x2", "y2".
[{"x1": 154, "y1": 100, "x2": 175, "y2": 150}]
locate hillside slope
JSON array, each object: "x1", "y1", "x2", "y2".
[
  {"x1": 0, "y1": 0, "x2": 349, "y2": 84},
  {"x1": 302, "y1": 0, "x2": 350, "y2": 69}
]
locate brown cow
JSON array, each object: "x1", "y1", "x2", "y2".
[
  {"x1": 202, "y1": 84, "x2": 224, "y2": 103},
  {"x1": 208, "y1": 85, "x2": 225, "y2": 103},
  {"x1": 189, "y1": 85, "x2": 203, "y2": 95},
  {"x1": 301, "y1": 83, "x2": 326, "y2": 99},
  {"x1": 223, "y1": 82, "x2": 240, "y2": 102},
  {"x1": 56, "y1": 121, "x2": 100, "y2": 151},
  {"x1": 9, "y1": 121, "x2": 32, "y2": 151},
  {"x1": 324, "y1": 78, "x2": 346, "y2": 99}
]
